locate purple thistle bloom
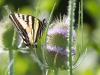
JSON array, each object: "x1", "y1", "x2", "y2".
[
  {"x1": 48, "y1": 28, "x2": 68, "y2": 38},
  {"x1": 46, "y1": 19, "x2": 76, "y2": 55},
  {"x1": 46, "y1": 45, "x2": 68, "y2": 55},
  {"x1": 46, "y1": 45, "x2": 76, "y2": 55},
  {"x1": 45, "y1": 15, "x2": 76, "y2": 67}
]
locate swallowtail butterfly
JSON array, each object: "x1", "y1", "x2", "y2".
[{"x1": 9, "y1": 13, "x2": 46, "y2": 48}]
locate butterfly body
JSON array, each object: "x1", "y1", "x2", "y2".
[{"x1": 9, "y1": 13, "x2": 46, "y2": 48}]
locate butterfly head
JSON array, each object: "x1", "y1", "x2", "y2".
[{"x1": 42, "y1": 19, "x2": 47, "y2": 29}]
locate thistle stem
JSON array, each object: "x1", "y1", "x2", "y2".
[
  {"x1": 68, "y1": 0, "x2": 76, "y2": 75},
  {"x1": 54, "y1": 68, "x2": 58, "y2": 75},
  {"x1": 9, "y1": 28, "x2": 16, "y2": 75},
  {"x1": 9, "y1": 50, "x2": 13, "y2": 75}
]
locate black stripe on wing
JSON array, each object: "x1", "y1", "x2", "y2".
[
  {"x1": 9, "y1": 14, "x2": 31, "y2": 47},
  {"x1": 9, "y1": 13, "x2": 46, "y2": 48}
]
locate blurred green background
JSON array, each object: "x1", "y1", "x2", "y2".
[{"x1": 0, "y1": 0, "x2": 100, "y2": 75}]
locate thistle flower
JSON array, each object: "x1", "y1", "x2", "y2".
[{"x1": 45, "y1": 15, "x2": 76, "y2": 68}]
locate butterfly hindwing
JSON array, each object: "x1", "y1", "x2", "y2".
[{"x1": 9, "y1": 13, "x2": 46, "y2": 47}]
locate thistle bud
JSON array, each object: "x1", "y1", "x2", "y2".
[{"x1": 0, "y1": 16, "x2": 21, "y2": 49}]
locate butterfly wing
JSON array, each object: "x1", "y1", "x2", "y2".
[{"x1": 9, "y1": 13, "x2": 37, "y2": 47}]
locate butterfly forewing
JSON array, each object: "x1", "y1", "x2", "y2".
[{"x1": 9, "y1": 13, "x2": 45, "y2": 48}]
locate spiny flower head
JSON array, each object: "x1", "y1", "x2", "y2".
[
  {"x1": 45, "y1": 15, "x2": 76, "y2": 68},
  {"x1": 0, "y1": 13, "x2": 21, "y2": 49}
]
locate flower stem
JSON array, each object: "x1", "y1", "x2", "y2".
[
  {"x1": 81, "y1": 0, "x2": 83, "y2": 51},
  {"x1": 9, "y1": 50, "x2": 13, "y2": 75},
  {"x1": 9, "y1": 28, "x2": 16, "y2": 75},
  {"x1": 68, "y1": 0, "x2": 76, "y2": 75},
  {"x1": 54, "y1": 68, "x2": 58, "y2": 75}
]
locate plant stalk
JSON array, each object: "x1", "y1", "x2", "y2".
[
  {"x1": 9, "y1": 50, "x2": 13, "y2": 75},
  {"x1": 68, "y1": 0, "x2": 76, "y2": 75}
]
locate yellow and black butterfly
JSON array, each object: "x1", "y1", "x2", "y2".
[{"x1": 9, "y1": 13, "x2": 46, "y2": 48}]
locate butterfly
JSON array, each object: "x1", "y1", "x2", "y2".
[{"x1": 9, "y1": 13, "x2": 46, "y2": 48}]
